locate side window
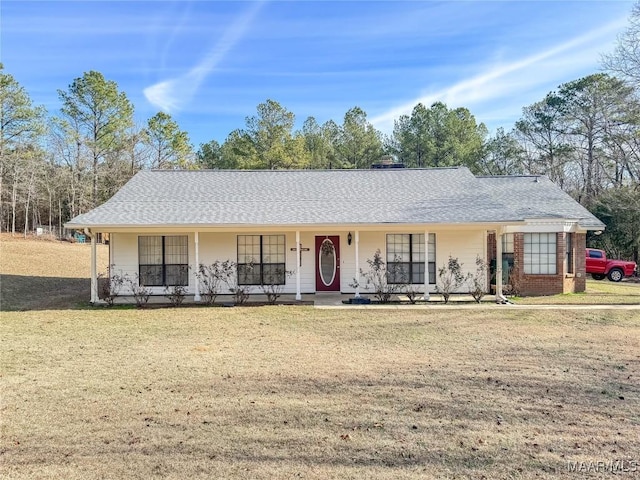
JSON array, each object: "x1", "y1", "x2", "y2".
[{"x1": 524, "y1": 233, "x2": 557, "y2": 275}]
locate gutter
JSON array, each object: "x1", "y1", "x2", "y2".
[{"x1": 64, "y1": 220, "x2": 526, "y2": 231}]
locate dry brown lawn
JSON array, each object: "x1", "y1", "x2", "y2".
[
  {"x1": 515, "y1": 279, "x2": 640, "y2": 305},
  {"x1": 0, "y1": 234, "x2": 108, "y2": 311},
  {"x1": 1, "y1": 237, "x2": 639, "y2": 479}
]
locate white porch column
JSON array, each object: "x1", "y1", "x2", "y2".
[
  {"x1": 296, "y1": 230, "x2": 301, "y2": 300},
  {"x1": 194, "y1": 231, "x2": 201, "y2": 302},
  {"x1": 90, "y1": 231, "x2": 98, "y2": 304},
  {"x1": 354, "y1": 230, "x2": 360, "y2": 298},
  {"x1": 423, "y1": 230, "x2": 430, "y2": 301},
  {"x1": 108, "y1": 233, "x2": 113, "y2": 268},
  {"x1": 495, "y1": 228, "x2": 504, "y2": 303}
]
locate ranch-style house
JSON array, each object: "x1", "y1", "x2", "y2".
[{"x1": 65, "y1": 167, "x2": 605, "y2": 303}]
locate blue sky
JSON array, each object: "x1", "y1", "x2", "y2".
[{"x1": 1, "y1": 0, "x2": 635, "y2": 148}]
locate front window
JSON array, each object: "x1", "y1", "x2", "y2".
[
  {"x1": 237, "y1": 235, "x2": 286, "y2": 285},
  {"x1": 502, "y1": 233, "x2": 514, "y2": 267},
  {"x1": 499, "y1": 233, "x2": 515, "y2": 283},
  {"x1": 524, "y1": 233, "x2": 557, "y2": 275},
  {"x1": 138, "y1": 235, "x2": 188, "y2": 286},
  {"x1": 386, "y1": 233, "x2": 436, "y2": 284}
]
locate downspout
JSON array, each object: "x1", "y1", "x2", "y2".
[
  {"x1": 494, "y1": 228, "x2": 510, "y2": 305},
  {"x1": 423, "y1": 229, "x2": 430, "y2": 301},
  {"x1": 194, "y1": 231, "x2": 201, "y2": 302},
  {"x1": 296, "y1": 231, "x2": 301, "y2": 301},
  {"x1": 354, "y1": 230, "x2": 360, "y2": 298}
]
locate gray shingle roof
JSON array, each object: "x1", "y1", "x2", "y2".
[
  {"x1": 66, "y1": 167, "x2": 604, "y2": 229},
  {"x1": 475, "y1": 176, "x2": 604, "y2": 229}
]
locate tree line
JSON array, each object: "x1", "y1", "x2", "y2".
[{"x1": 1, "y1": 3, "x2": 639, "y2": 262}]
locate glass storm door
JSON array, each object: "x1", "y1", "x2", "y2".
[{"x1": 315, "y1": 236, "x2": 341, "y2": 292}]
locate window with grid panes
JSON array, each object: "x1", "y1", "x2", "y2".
[
  {"x1": 237, "y1": 235, "x2": 286, "y2": 285},
  {"x1": 502, "y1": 233, "x2": 515, "y2": 275},
  {"x1": 386, "y1": 233, "x2": 436, "y2": 284},
  {"x1": 502, "y1": 233, "x2": 514, "y2": 262},
  {"x1": 524, "y1": 233, "x2": 557, "y2": 275},
  {"x1": 138, "y1": 236, "x2": 188, "y2": 286}
]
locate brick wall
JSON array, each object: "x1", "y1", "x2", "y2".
[
  {"x1": 563, "y1": 233, "x2": 586, "y2": 293},
  {"x1": 488, "y1": 230, "x2": 588, "y2": 296},
  {"x1": 515, "y1": 232, "x2": 588, "y2": 296},
  {"x1": 513, "y1": 232, "x2": 563, "y2": 296},
  {"x1": 487, "y1": 232, "x2": 496, "y2": 266},
  {"x1": 576, "y1": 233, "x2": 586, "y2": 291}
]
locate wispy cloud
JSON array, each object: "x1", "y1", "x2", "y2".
[
  {"x1": 159, "y1": 1, "x2": 195, "y2": 72},
  {"x1": 143, "y1": 1, "x2": 266, "y2": 113},
  {"x1": 369, "y1": 17, "x2": 628, "y2": 133}
]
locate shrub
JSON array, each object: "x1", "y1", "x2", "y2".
[
  {"x1": 197, "y1": 259, "x2": 252, "y2": 305},
  {"x1": 260, "y1": 266, "x2": 293, "y2": 305},
  {"x1": 468, "y1": 255, "x2": 488, "y2": 303},
  {"x1": 436, "y1": 256, "x2": 469, "y2": 304},
  {"x1": 125, "y1": 274, "x2": 151, "y2": 308},
  {"x1": 504, "y1": 262, "x2": 522, "y2": 297},
  {"x1": 98, "y1": 265, "x2": 125, "y2": 306},
  {"x1": 403, "y1": 284, "x2": 422, "y2": 304},
  {"x1": 197, "y1": 260, "x2": 235, "y2": 305},
  {"x1": 359, "y1": 250, "x2": 404, "y2": 303},
  {"x1": 222, "y1": 260, "x2": 251, "y2": 305},
  {"x1": 230, "y1": 285, "x2": 251, "y2": 305},
  {"x1": 164, "y1": 285, "x2": 187, "y2": 307}
]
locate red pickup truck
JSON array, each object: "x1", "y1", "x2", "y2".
[{"x1": 585, "y1": 248, "x2": 637, "y2": 282}]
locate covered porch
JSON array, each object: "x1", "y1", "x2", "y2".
[{"x1": 86, "y1": 223, "x2": 516, "y2": 305}]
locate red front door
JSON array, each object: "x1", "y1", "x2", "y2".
[{"x1": 315, "y1": 236, "x2": 341, "y2": 292}]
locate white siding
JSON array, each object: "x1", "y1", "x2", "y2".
[
  {"x1": 110, "y1": 233, "x2": 140, "y2": 295},
  {"x1": 110, "y1": 228, "x2": 487, "y2": 296},
  {"x1": 435, "y1": 230, "x2": 485, "y2": 293},
  {"x1": 340, "y1": 231, "x2": 384, "y2": 294},
  {"x1": 199, "y1": 232, "x2": 312, "y2": 294},
  {"x1": 297, "y1": 232, "x2": 316, "y2": 293},
  {"x1": 111, "y1": 232, "x2": 197, "y2": 295}
]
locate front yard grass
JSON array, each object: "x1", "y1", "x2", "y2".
[
  {"x1": 1, "y1": 236, "x2": 639, "y2": 478},
  {"x1": 514, "y1": 279, "x2": 640, "y2": 305},
  {"x1": 2, "y1": 307, "x2": 639, "y2": 479},
  {"x1": 0, "y1": 235, "x2": 108, "y2": 311}
]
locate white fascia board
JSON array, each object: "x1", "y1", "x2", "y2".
[
  {"x1": 70, "y1": 221, "x2": 525, "y2": 234},
  {"x1": 504, "y1": 219, "x2": 581, "y2": 233}
]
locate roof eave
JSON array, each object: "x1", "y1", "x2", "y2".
[{"x1": 64, "y1": 220, "x2": 527, "y2": 232}]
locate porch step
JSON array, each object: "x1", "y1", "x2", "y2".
[{"x1": 313, "y1": 293, "x2": 346, "y2": 307}]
